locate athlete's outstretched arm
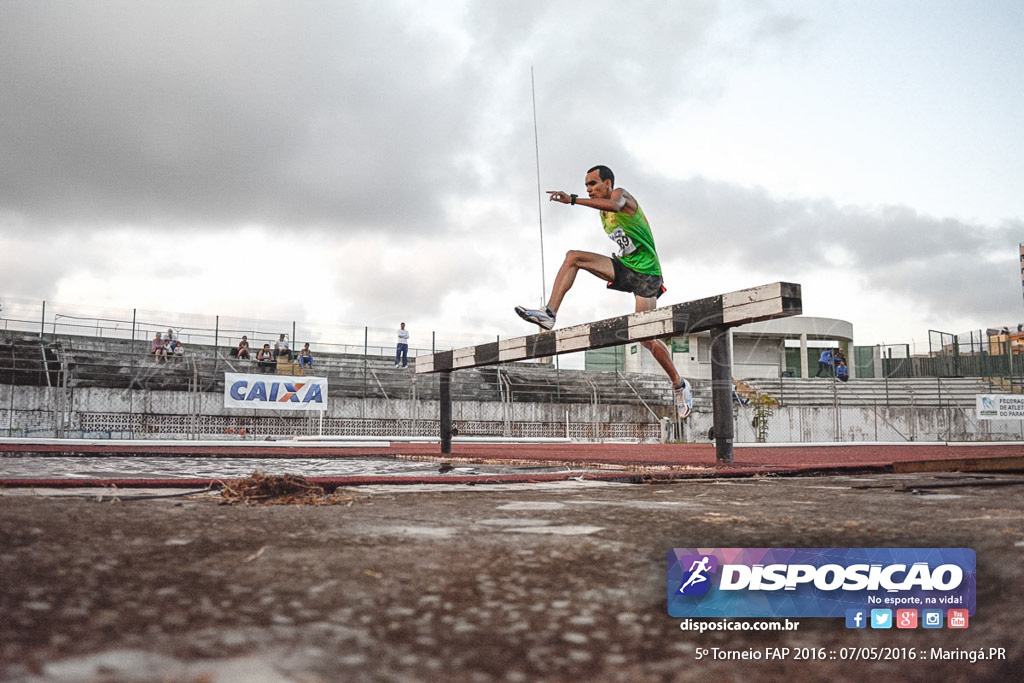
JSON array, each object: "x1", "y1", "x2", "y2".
[{"x1": 547, "y1": 188, "x2": 635, "y2": 214}]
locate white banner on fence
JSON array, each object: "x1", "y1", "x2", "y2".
[
  {"x1": 976, "y1": 394, "x2": 1024, "y2": 420},
  {"x1": 224, "y1": 373, "x2": 328, "y2": 411}
]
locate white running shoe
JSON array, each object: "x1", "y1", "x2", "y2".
[
  {"x1": 673, "y1": 379, "x2": 693, "y2": 419},
  {"x1": 514, "y1": 305, "x2": 556, "y2": 330}
]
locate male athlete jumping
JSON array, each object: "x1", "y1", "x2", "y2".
[{"x1": 515, "y1": 165, "x2": 692, "y2": 419}]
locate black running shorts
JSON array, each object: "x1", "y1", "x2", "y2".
[{"x1": 607, "y1": 257, "x2": 665, "y2": 299}]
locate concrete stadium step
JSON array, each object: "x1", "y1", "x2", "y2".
[
  {"x1": 26, "y1": 336, "x2": 677, "y2": 409},
  {"x1": 0, "y1": 336, "x2": 62, "y2": 386},
  {"x1": 3, "y1": 331, "x2": 718, "y2": 416},
  {"x1": 742, "y1": 377, "x2": 1005, "y2": 408}
]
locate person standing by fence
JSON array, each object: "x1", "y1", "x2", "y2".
[{"x1": 395, "y1": 322, "x2": 409, "y2": 369}]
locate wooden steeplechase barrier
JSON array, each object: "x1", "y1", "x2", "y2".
[{"x1": 415, "y1": 282, "x2": 802, "y2": 462}]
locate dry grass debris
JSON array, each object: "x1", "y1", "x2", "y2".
[{"x1": 218, "y1": 471, "x2": 356, "y2": 506}]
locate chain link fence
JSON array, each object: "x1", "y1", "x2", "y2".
[
  {"x1": 0, "y1": 296, "x2": 672, "y2": 441},
  {"x1": 731, "y1": 372, "x2": 1020, "y2": 443},
  {"x1": 0, "y1": 296, "x2": 498, "y2": 365}
]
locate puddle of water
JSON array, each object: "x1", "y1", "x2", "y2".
[
  {"x1": 565, "y1": 500, "x2": 700, "y2": 509},
  {"x1": 474, "y1": 518, "x2": 553, "y2": 527},
  {"x1": 495, "y1": 501, "x2": 566, "y2": 511},
  {"x1": 367, "y1": 526, "x2": 460, "y2": 538},
  {"x1": 0, "y1": 456, "x2": 592, "y2": 480},
  {"x1": 503, "y1": 525, "x2": 604, "y2": 536}
]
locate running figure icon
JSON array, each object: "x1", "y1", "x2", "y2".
[{"x1": 678, "y1": 556, "x2": 712, "y2": 594}]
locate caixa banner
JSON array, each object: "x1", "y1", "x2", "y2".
[
  {"x1": 224, "y1": 373, "x2": 328, "y2": 411},
  {"x1": 668, "y1": 548, "x2": 975, "y2": 618}
]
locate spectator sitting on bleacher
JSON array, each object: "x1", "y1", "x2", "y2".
[
  {"x1": 234, "y1": 336, "x2": 251, "y2": 360},
  {"x1": 274, "y1": 334, "x2": 291, "y2": 360},
  {"x1": 173, "y1": 341, "x2": 185, "y2": 361},
  {"x1": 836, "y1": 360, "x2": 849, "y2": 382},
  {"x1": 163, "y1": 328, "x2": 179, "y2": 353},
  {"x1": 151, "y1": 332, "x2": 168, "y2": 363},
  {"x1": 257, "y1": 344, "x2": 275, "y2": 372},
  {"x1": 298, "y1": 343, "x2": 314, "y2": 369}
]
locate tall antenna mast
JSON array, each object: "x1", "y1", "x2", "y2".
[
  {"x1": 532, "y1": 66, "x2": 547, "y2": 305},
  {"x1": 1019, "y1": 242, "x2": 1024, "y2": 311}
]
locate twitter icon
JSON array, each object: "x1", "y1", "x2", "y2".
[{"x1": 870, "y1": 609, "x2": 893, "y2": 629}]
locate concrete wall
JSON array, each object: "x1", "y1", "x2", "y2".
[
  {"x1": 0, "y1": 384, "x2": 659, "y2": 440},
  {"x1": 3, "y1": 383, "x2": 1021, "y2": 443},
  {"x1": 724, "y1": 405, "x2": 1024, "y2": 443}
]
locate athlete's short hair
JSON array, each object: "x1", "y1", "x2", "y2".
[{"x1": 587, "y1": 165, "x2": 615, "y2": 187}]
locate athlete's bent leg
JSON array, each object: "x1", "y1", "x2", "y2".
[{"x1": 547, "y1": 250, "x2": 615, "y2": 313}]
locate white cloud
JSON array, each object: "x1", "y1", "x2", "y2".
[{"x1": 2, "y1": 0, "x2": 1023, "y2": 354}]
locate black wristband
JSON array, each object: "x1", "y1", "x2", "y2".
[{"x1": 570, "y1": 194, "x2": 577, "y2": 205}]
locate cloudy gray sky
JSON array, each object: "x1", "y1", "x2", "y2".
[{"x1": 2, "y1": 0, "x2": 1022, "y2": 351}]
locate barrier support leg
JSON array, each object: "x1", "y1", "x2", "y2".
[
  {"x1": 440, "y1": 371, "x2": 452, "y2": 455},
  {"x1": 710, "y1": 325, "x2": 734, "y2": 464}
]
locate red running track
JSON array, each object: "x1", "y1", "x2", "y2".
[{"x1": 1, "y1": 441, "x2": 1022, "y2": 488}]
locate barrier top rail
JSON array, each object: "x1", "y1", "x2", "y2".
[{"x1": 416, "y1": 282, "x2": 802, "y2": 374}]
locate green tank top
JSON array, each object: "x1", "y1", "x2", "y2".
[{"x1": 600, "y1": 202, "x2": 662, "y2": 276}]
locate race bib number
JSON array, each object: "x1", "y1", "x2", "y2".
[{"x1": 609, "y1": 228, "x2": 637, "y2": 258}]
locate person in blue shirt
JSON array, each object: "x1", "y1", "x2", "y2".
[
  {"x1": 815, "y1": 349, "x2": 833, "y2": 377},
  {"x1": 836, "y1": 360, "x2": 849, "y2": 382}
]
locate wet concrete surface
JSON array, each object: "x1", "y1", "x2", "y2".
[{"x1": 2, "y1": 473, "x2": 1023, "y2": 682}]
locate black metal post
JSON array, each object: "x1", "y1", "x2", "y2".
[
  {"x1": 710, "y1": 325, "x2": 734, "y2": 463},
  {"x1": 440, "y1": 370, "x2": 452, "y2": 454}
]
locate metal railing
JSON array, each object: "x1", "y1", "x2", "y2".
[
  {"x1": 4, "y1": 296, "x2": 1023, "y2": 443},
  {"x1": 0, "y1": 331, "x2": 671, "y2": 442}
]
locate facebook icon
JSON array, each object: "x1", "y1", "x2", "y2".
[{"x1": 845, "y1": 609, "x2": 867, "y2": 629}]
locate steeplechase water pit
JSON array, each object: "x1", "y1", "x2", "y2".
[
  {"x1": 0, "y1": 438, "x2": 607, "y2": 485},
  {"x1": 3, "y1": 437, "x2": 1024, "y2": 488}
]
